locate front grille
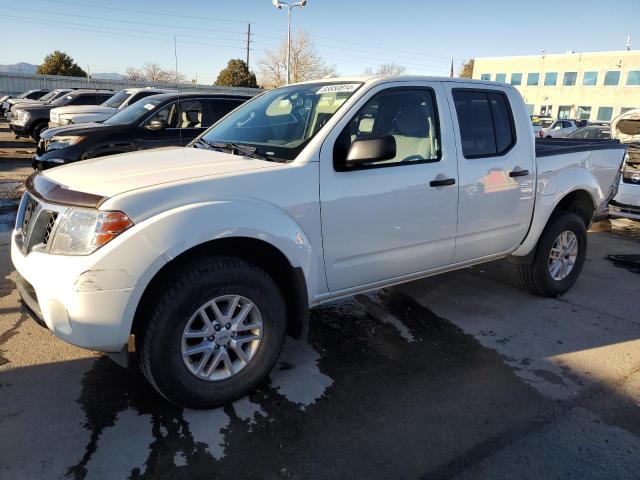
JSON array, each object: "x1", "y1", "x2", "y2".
[
  {"x1": 43, "y1": 212, "x2": 58, "y2": 245},
  {"x1": 16, "y1": 193, "x2": 64, "y2": 254}
]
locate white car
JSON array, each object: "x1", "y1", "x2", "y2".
[
  {"x1": 609, "y1": 108, "x2": 640, "y2": 220},
  {"x1": 11, "y1": 76, "x2": 625, "y2": 408},
  {"x1": 540, "y1": 119, "x2": 581, "y2": 138},
  {"x1": 49, "y1": 87, "x2": 172, "y2": 128}
]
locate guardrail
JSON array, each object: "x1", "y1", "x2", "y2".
[{"x1": 0, "y1": 72, "x2": 262, "y2": 97}]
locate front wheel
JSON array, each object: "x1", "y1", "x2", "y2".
[
  {"x1": 519, "y1": 212, "x2": 587, "y2": 297},
  {"x1": 137, "y1": 256, "x2": 287, "y2": 408},
  {"x1": 31, "y1": 122, "x2": 48, "y2": 141}
]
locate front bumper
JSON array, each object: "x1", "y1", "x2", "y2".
[
  {"x1": 610, "y1": 182, "x2": 640, "y2": 221},
  {"x1": 9, "y1": 122, "x2": 31, "y2": 136}
]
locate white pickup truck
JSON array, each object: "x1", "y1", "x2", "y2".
[{"x1": 11, "y1": 76, "x2": 626, "y2": 408}]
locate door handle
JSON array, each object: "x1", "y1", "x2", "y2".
[
  {"x1": 509, "y1": 169, "x2": 530, "y2": 177},
  {"x1": 429, "y1": 178, "x2": 456, "y2": 187}
]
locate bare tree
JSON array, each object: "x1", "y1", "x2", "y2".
[
  {"x1": 260, "y1": 30, "x2": 336, "y2": 88},
  {"x1": 458, "y1": 59, "x2": 474, "y2": 79},
  {"x1": 125, "y1": 63, "x2": 185, "y2": 83},
  {"x1": 363, "y1": 63, "x2": 407, "y2": 77}
]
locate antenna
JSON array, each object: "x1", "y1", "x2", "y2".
[
  {"x1": 174, "y1": 35, "x2": 182, "y2": 146},
  {"x1": 627, "y1": 34, "x2": 631, "y2": 51}
]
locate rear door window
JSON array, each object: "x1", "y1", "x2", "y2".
[
  {"x1": 69, "y1": 95, "x2": 97, "y2": 106},
  {"x1": 453, "y1": 90, "x2": 515, "y2": 158},
  {"x1": 206, "y1": 99, "x2": 245, "y2": 126}
]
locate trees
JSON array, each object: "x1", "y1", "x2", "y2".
[
  {"x1": 214, "y1": 59, "x2": 258, "y2": 88},
  {"x1": 459, "y1": 59, "x2": 475, "y2": 79},
  {"x1": 260, "y1": 30, "x2": 336, "y2": 88},
  {"x1": 363, "y1": 63, "x2": 407, "y2": 76},
  {"x1": 125, "y1": 63, "x2": 185, "y2": 83},
  {"x1": 36, "y1": 51, "x2": 86, "y2": 77}
]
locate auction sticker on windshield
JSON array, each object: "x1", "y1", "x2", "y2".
[
  {"x1": 316, "y1": 84, "x2": 360, "y2": 94},
  {"x1": 143, "y1": 103, "x2": 156, "y2": 110}
]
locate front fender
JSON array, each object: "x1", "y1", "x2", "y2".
[
  {"x1": 513, "y1": 166, "x2": 601, "y2": 257},
  {"x1": 92, "y1": 199, "x2": 322, "y2": 345}
]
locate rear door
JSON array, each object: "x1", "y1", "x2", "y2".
[
  {"x1": 444, "y1": 83, "x2": 535, "y2": 262},
  {"x1": 320, "y1": 81, "x2": 458, "y2": 292}
]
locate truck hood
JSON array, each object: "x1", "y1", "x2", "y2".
[
  {"x1": 51, "y1": 105, "x2": 116, "y2": 117},
  {"x1": 41, "y1": 147, "x2": 280, "y2": 198}
]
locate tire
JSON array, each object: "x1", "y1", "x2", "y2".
[
  {"x1": 519, "y1": 212, "x2": 587, "y2": 297},
  {"x1": 137, "y1": 255, "x2": 287, "y2": 408},
  {"x1": 31, "y1": 122, "x2": 48, "y2": 141}
]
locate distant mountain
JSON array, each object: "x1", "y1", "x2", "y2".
[
  {"x1": 92, "y1": 72, "x2": 127, "y2": 80},
  {"x1": 0, "y1": 63, "x2": 126, "y2": 80},
  {"x1": 0, "y1": 62, "x2": 38, "y2": 74}
]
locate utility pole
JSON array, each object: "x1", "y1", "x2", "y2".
[{"x1": 246, "y1": 23, "x2": 251, "y2": 67}]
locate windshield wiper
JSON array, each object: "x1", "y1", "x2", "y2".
[{"x1": 208, "y1": 141, "x2": 267, "y2": 160}]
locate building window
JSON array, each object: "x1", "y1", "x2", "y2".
[
  {"x1": 480, "y1": 73, "x2": 491, "y2": 81},
  {"x1": 510, "y1": 73, "x2": 522, "y2": 85},
  {"x1": 597, "y1": 107, "x2": 614, "y2": 121},
  {"x1": 495, "y1": 73, "x2": 506, "y2": 83},
  {"x1": 544, "y1": 72, "x2": 558, "y2": 86},
  {"x1": 562, "y1": 72, "x2": 577, "y2": 86},
  {"x1": 540, "y1": 105, "x2": 552, "y2": 116},
  {"x1": 626, "y1": 71, "x2": 640, "y2": 86},
  {"x1": 576, "y1": 106, "x2": 591, "y2": 120},
  {"x1": 525, "y1": 104, "x2": 535, "y2": 114},
  {"x1": 603, "y1": 71, "x2": 620, "y2": 86},
  {"x1": 620, "y1": 107, "x2": 639, "y2": 115},
  {"x1": 558, "y1": 106, "x2": 572, "y2": 119},
  {"x1": 527, "y1": 73, "x2": 540, "y2": 86},
  {"x1": 582, "y1": 71, "x2": 598, "y2": 86}
]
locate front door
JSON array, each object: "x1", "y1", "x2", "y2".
[
  {"x1": 137, "y1": 100, "x2": 181, "y2": 148},
  {"x1": 444, "y1": 83, "x2": 535, "y2": 262},
  {"x1": 320, "y1": 83, "x2": 458, "y2": 292}
]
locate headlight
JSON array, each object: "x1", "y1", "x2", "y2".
[
  {"x1": 50, "y1": 209, "x2": 133, "y2": 255},
  {"x1": 47, "y1": 135, "x2": 85, "y2": 151},
  {"x1": 14, "y1": 110, "x2": 29, "y2": 123}
]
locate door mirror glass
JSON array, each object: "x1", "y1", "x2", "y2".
[
  {"x1": 345, "y1": 135, "x2": 396, "y2": 167},
  {"x1": 146, "y1": 118, "x2": 167, "y2": 130}
]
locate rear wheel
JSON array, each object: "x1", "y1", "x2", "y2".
[
  {"x1": 137, "y1": 256, "x2": 287, "y2": 408},
  {"x1": 519, "y1": 212, "x2": 587, "y2": 297}
]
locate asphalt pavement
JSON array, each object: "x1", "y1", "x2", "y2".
[{"x1": 1, "y1": 122, "x2": 639, "y2": 479}]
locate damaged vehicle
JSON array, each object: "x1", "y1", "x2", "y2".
[
  {"x1": 609, "y1": 108, "x2": 640, "y2": 220},
  {"x1": 12, "y1": 76, "x2": 626, "y2": 408}
]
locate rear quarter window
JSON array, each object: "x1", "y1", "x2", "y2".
[{"x1": 452, "y1": 89, "x2": 516, "y2": 158}]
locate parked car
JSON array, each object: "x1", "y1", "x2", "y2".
[
  {"x1": 567, "y1": 125, "x2": 611, "y2": 139},
  {"x1": 12, "y1": 77, "x2": 625, "y2": 408},
  {"x1": 5, "y1": 89, "x2": 74, "y2": 122},
  {"x1": 33, "y1": 92, "x2": 252, "y2": 169},
  {"x1": 48, "y1": 87, "x2": 173, "y2": 128},
  {"x1": 0, "y1": 89, "x2": 50, "y2": 115},
  {"x1": 532, "y1": 117, "x2": 554, "y2": 138},
  {"x1": 9, "y1": 89, "x2": 113, "y2": 140},
  {"x1": 609, "y1": 108, "x2": 640, "y2": 220},
  {"x1": 540, "y1": 119, "x2": 582, "y2": 138}
]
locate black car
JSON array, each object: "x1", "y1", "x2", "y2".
[
  {"x1": 567, "y1": 125, "x2": 611, "y2": 139},
  {"x1": 33, "y1": 92, "x2": 252, "y2": 170},
  {"x1": 9, "y1": 89, "x2": 113, "y2": 140},
  {"x1": 0, "y1": 89, "x2": 50, "y2": 114}
]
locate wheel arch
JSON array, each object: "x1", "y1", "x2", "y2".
[{"x1": 131, "y1": 236, "x2": 309, "y2": 343}]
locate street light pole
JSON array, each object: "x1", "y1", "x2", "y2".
[{"x1": 272, "y1": 0, "x2": 307, "y2": 84}]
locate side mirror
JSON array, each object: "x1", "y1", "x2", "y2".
[
  {"x1": 344, "y1": 135, "x2": 396, "y2": 167},
  {"x1": 146, "y1": 118, "x2": 167, "y2": 131}
]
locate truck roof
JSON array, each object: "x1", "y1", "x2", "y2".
[{"x1": 295, "y1": 75, "x2": 514, "y2": 88}]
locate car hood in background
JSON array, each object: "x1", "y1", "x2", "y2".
[
  {"x1": 39, "y1": 122, "x2": 124, "y2": 139},
  {"x1": 50, "y1": 105, "x2": 116, "y2": 117},
  {"x1": 41, "y1": 147, "x2": 280, "y2": 198},
  {"x1": 611, "y1": 109, "x2": 640, "y2": 144}
]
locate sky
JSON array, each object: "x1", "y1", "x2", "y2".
[{"x1": 1, "y1": 0, "x2": 639, "y2": 84}]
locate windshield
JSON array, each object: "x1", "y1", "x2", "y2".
[
  {"x1": 39, "y1": 90, "x2": 59, "y2": 102},
  {"x1": 104, "y1": 95, "x2": 167, "y2": 125},
  {"x1": 198, "y1": 82, "x2": 362, "y2": 161},
  {"x1": 16, "y1": 90, "x2": 33, "y2": 99},
  {"x1": 50, "y1": 93, "x2": 77, "y2": 107},
  {"x1": 101, "y1": 89, "x2": 130, "y2": 109}
]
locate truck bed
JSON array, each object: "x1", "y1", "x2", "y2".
[{"x1": 535, "y1": 138, "x2": 626, "y2": 157}]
